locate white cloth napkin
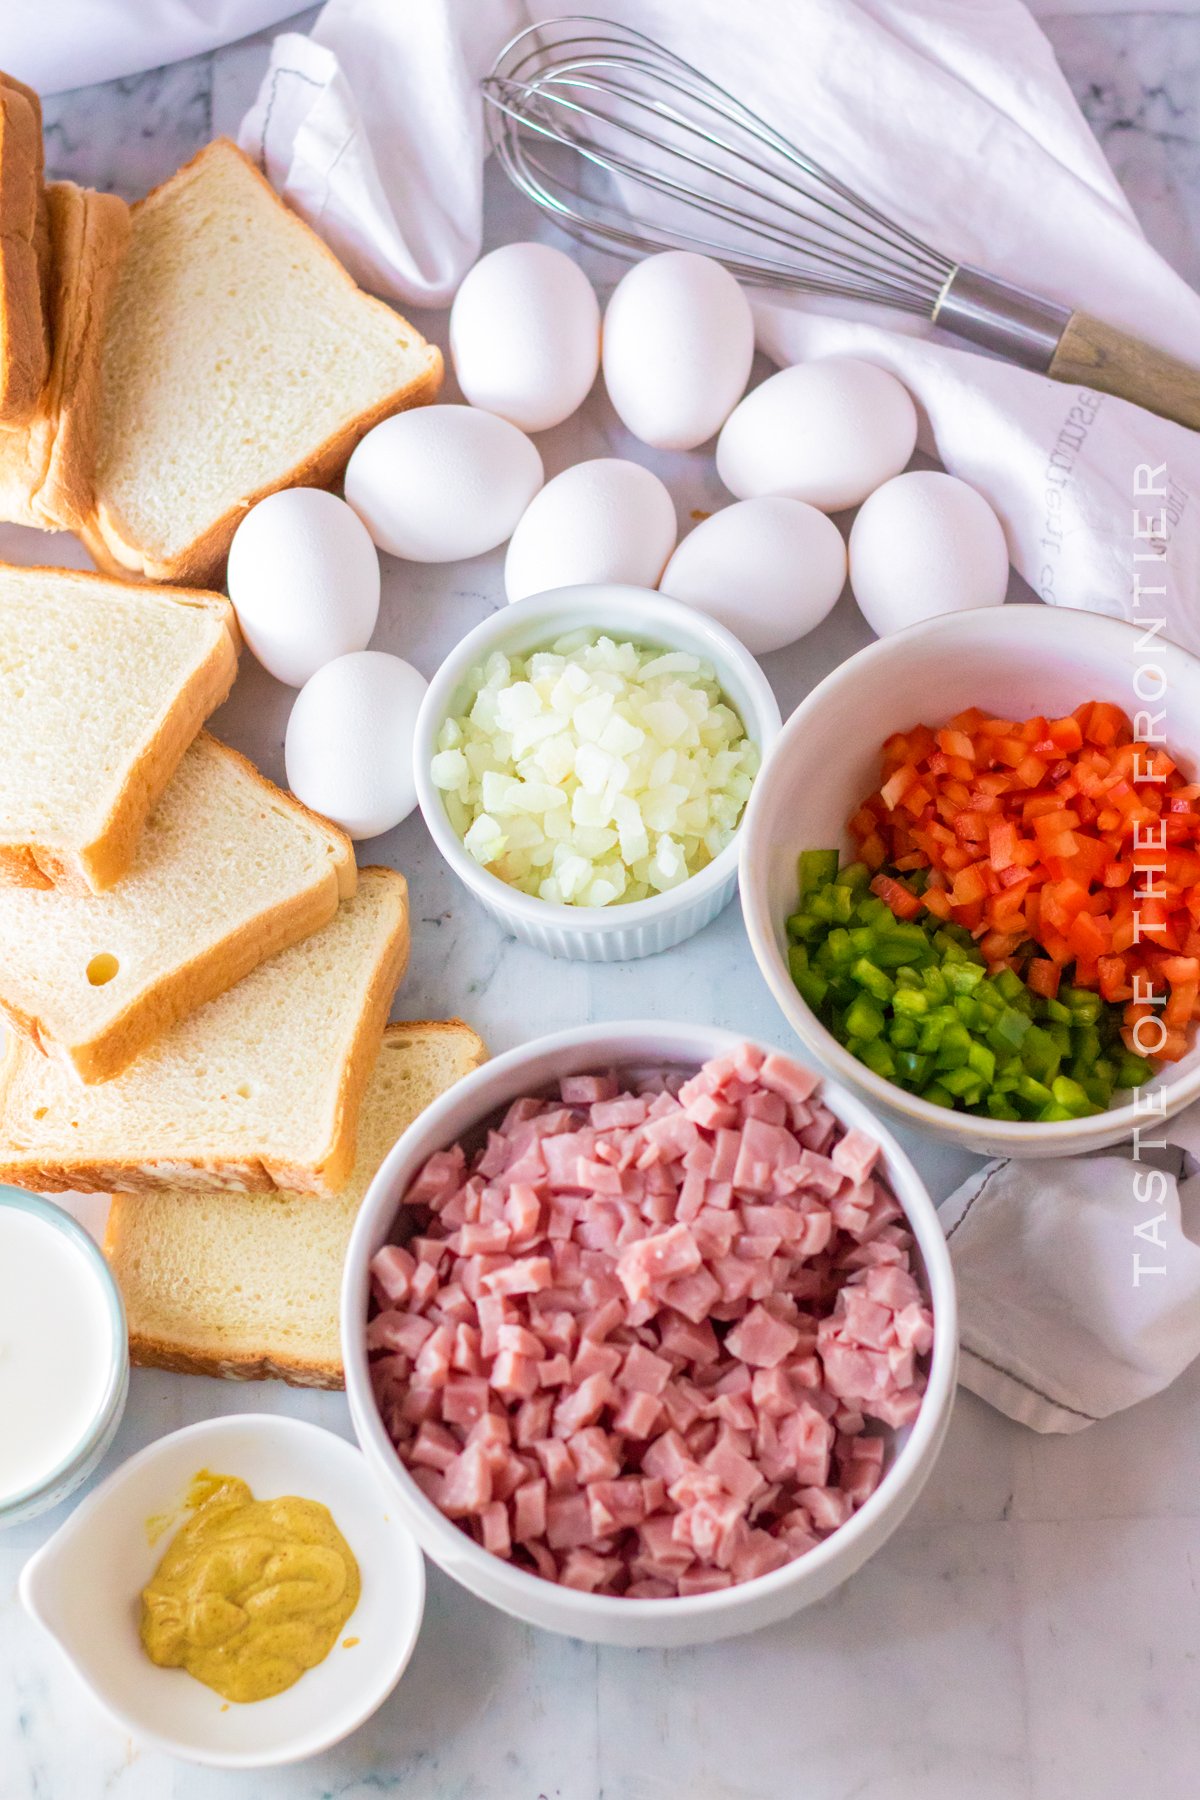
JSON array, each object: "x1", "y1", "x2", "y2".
[
  {"x1": 941, "y1": 1120, "x2": 1200, "y2": 1431},
  {"x1": 237, "y1": 0, "x2": 1200, "y2": 646},
  {"x1": 0, "y1": 0, "x2": 301, "y2": 94}
]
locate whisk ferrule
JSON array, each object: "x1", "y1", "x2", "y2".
[{"x1": 934, "y1": 267, "x2": 1070, "y2": 372}]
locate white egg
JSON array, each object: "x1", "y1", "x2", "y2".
[
  {"x1": 285, "y1": 650, "x2": 428, "y2": 839},
  {"x1": 343, "y1": 405, "x2": 543, "y2": 562},
  {"x1": 225, "y1": 488, "x2": 380, "y2": 687},
  {"x1": 504, "y1": 459, "x2": 677, "y2": 604},
  {"x1": 601, "y1": 251, "x2": 754, "y2": 450},
  {"x1": 849, "y1": 470, "x2": 1010, "y2": 637},
  {"x1": 659, "y1": 497, "x2": 847, "y2": 655},
  {"x1": 450, "y1": 242, "x2": 601, "y2": 433},
  {"x1": 716, "y1": 358, "x2": 918, "y2": 512}
]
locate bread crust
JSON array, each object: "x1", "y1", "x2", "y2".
[
  {"x1": 0, "y1": 869, "x2": 411, "y2": 1193},
  {"x1": 0, "y1": 565, "x2": 238, "y2": 893},
  {"x1": 0, "y1": 733, "x2": 357, "y2": 1082},
  {"x1": 105, "y1": 1019, "x2": 489, "y2": 1388},
  {"x1": 83, "y1": 138, "x2": 443, "y2": 587},
  {"x1": 0, "y1": 85, "x2": 48, "y2": 423}
]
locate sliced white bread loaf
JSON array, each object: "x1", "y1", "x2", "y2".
[
  {"x1": 0, "y1": 563, "x2": 238, "y2": 893},
  {"x1": 103, "y1": 1020, "x2": 487, "y2": 1387},
  {"x1": 84, "y1": 138, "x2": 442, "y2": 586},
  {"x1": 0, "y1": 76, "x2": 48, "y2": 423},
  {"x1": 0, "y1": 866, "x2": 409, "y2": 1195},
  {"x1": 0, "y1": 732, "x2": 355, "y2": 1083},
  {"x1": 0, "y1": 182, "x2": 131, "y2": 531}
]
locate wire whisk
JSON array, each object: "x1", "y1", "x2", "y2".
[{"x1": 483, "y1": 16, "x2": 1200, "y2": 431}]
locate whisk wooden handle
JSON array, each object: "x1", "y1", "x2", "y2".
[{"x1": 1049, "y1": 313, "x2": 1200, "y2": 431}]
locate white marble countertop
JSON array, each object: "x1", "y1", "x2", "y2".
[{"x1": 3, "y1": 10, "x2": 1200, "y2": 1798}]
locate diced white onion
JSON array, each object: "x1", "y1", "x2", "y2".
[{"x1": 432, "y1": 633, "x2": 760, "y2": 906}]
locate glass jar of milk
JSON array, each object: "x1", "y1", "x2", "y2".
[{"x1": 0, "y1": 1188, "x2": 129, "y2": 1527}]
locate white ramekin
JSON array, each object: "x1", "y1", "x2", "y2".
[
  {"x1": 342, "y1": 1020, "x2": 958, "y2": 1649},
  {"x1": 413, "y1": 584, "x2": 781, "y2": 960},
  {"x1": 740, "y1": 604, "x2": 1200, "y2": 1160},
  {"x1": 0, "y1": 1187, "x2": 129, "y2": 1529}
]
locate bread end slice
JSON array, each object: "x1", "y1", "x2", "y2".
[
  {"x1": 0, "y1": 83, "x2": 48, "y2": 423},
  {"x1": 103, "y1": 1019, "x2": 488, "y2": 1386}
]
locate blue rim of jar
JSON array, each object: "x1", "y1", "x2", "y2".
[{"x1": 0, "y1": 1185, "x2": 129, "y2": 1522}]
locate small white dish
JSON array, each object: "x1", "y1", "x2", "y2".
[
  {"x1": 413, "y1": 584, "x2": 782, "y2": 961},
  {"x1": 19, "y1": 1414, "x2": 425, "y2": 1769},
  {"x1": 739, "y1": 604, "x2": 1200, "y2": 1159},
  {"x1": 342, "y1": 1020, "x2": 957, "y2": 1648}
]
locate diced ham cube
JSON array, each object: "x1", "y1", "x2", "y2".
[
  {"x1": 560, "y1": 1548, "x2": 620, "y2": 1592},
  {"x1": 546, "y1": 1492, "x2": 595, "y2": 1550},
  {"x1": 442, "y1": 1375, "x2": 490, "y2": 1429},
  {"x1": 366, "y1": 1310, "x2": 432, "y2": 1356},
  {"x1": 406, "y1": 1145, "x2": 466, "y2": 1208},
  {"x1": 512, "y1": 1478, "x2": 548, "y2": 1542},
  {"x1": 514, "y1": 1392, "x2": 555, "y2": 1447},
  {"x1": 758, "y1": 1052, "x2": 819, "y2": 1104},
  {"x1": 619, "y1": 1342, "x2": 673, "y2": 1396},
  {"x1": 552, "y1": 1373, "x2": 614, "y2": 1436},
  {"x1": 480, "y1": 1501, "x2": 512, "y2": 1557},
  {"x1": 613, "y1": 1389, "x2": 664, "y2": 1438},
  {"x1": 483, "y1": 1256, "x2": 554, "y2": 1297},
  {"x1": 615, "y1": 1223, "x2": 701, "y2": 1303},
  {"x1": 370, "y1": 1243, "x2": 416, "y2": 1307},
  {"x1": 491, "y1": 1350, "x2": 540, "y2": 1400},
  {"x1": 730, "y1": 1528, "x2": 790, "y2": 1583},
  {"x1": 410, "y1": 1421, "x2": 459, "y2": 1473},
  {"x1": 562, "y1": 1074, "x2": 619, "y2": 1105},
  {"x1": 532, "y1": 1437, "x2": 577, "y2": 1493},
  {"x1": 568, "y1": 1426, "x2": 622, "y2": 1484},
  {"x1": 799, "y1": 1486, "x2": 855, "y2": 1532},
  {"x1": 440, "y1": 1444, "x2": 493, "y2": 1517},
  {"x1": 661, "y1": 1267, "x2": 722, "y2": 1325},
  {"x1": 725, "y1": 1304, "x2": 800, "y2": 1369}
]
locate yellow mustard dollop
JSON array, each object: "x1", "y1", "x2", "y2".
[{"x1": 139, "y1": 1470, "x2": 360, "y2": 1705}]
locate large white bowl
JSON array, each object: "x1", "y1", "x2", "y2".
[
  {"x1": 740, "y1": 605, "x2": 1200, "y2": 1159},
  {"x1": 342, "y1": 1020, "x2": 958, "y2": 1648},
  {"x1": 413, "y1": 585, "x2": 781, "y2": 960},
  {"x1": 20, "y1": 1415, "x2": 425, "y2": 1768}
]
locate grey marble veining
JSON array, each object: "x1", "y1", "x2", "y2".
[
  {"x1": 1045, "y1": 10, "x2": 1200, "y2": 287},
  {"x1": 5, "y1": 11, "x2": 1200, "y2": 1800}
]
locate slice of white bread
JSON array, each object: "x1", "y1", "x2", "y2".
[
  {"x1": 0, "y1": 732, "x2": 355, "y2": 1083},
  {"x1": 84, "y1": 138, "x2": 442, "y2": 586},
  {"x1": 0, "y1": 563, "x2": 238, "y2": 893},
  {"x1": 103, "y1": 1020, "x2": 487, "y2": 1387},
  {"x1": 0, "y1": 183, "x2": 131, "y2": 531},
  {"x1": 0, "y1": 867, "x2": 409, "y2": 1195},
  {"x1": 0, "y1": 76, "x2": 48, "y2": 422}
]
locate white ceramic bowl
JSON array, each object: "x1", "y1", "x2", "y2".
[
  {"x1": 0, "y1": 1187, "x2": 129, "y2": 1528},
  {"x1": 342, "y1": 1020, "x2": 958, "y2": 1648},
  {"x1": 740, "y1": 604, "x2": 1200, "y2": 1159},
  {"x1": 413, "y1": 585, "x2": 781, "y2": 960},
  {"x1": 20, "y1": 1415, "x2": 425, "y2": 1768}
]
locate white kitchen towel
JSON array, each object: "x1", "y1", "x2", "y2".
[
  {"x1": 7, "y1": 0, "x2": 1199, "y2": 94},
  {"x1": 0, "y1": 0, "x2": 301, "y2": 94},
  {"x1": 941, "y1": 1130, "x2": 1200, "y2": 1432},
  {"x1": 237, "y1": 0, "x2": 1200, "y2": 645}
]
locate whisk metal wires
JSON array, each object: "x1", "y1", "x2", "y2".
[
  {"x1": 484, "y1": 16, "x2": 1200, "y2": 426},
  {"x1": 484, "y1": 15, "x2": 957, "y2": 318}
]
